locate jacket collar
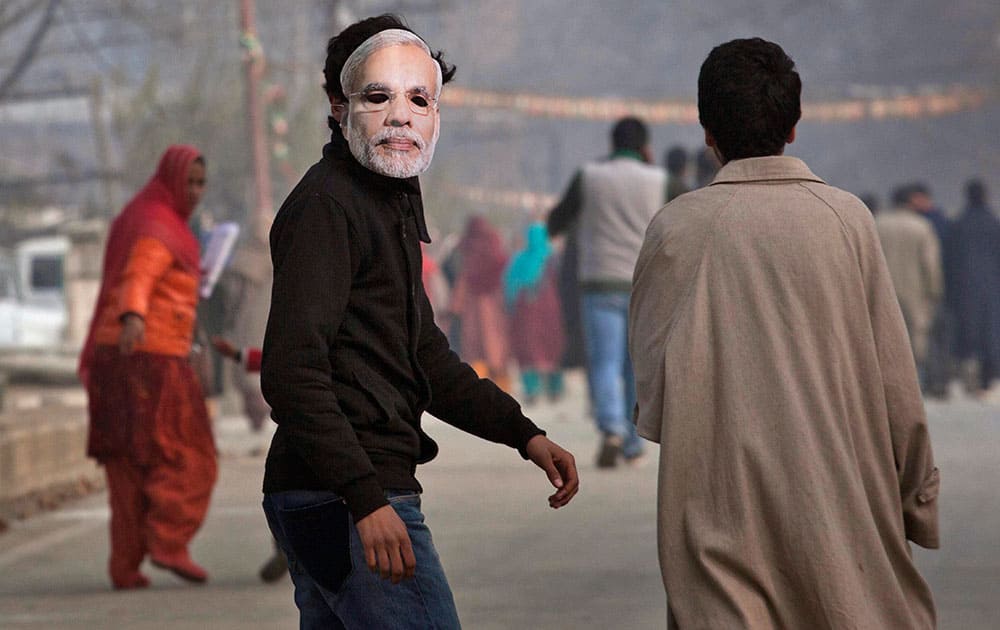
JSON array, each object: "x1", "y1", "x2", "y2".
[
  {"x1": 324, "y1": 133, "x2": 431, "y2": 243},
  {"x1": 609, "y1": 149, "x2": 645, "y2": 162},
  {"x1": 710, "y1": 156, "x2": 825, "y2": 186}
]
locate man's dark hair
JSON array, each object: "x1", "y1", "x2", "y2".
[
  {"x1": 909, "y1": 181, "x2": 930, "y2": 197},
  {"x1": 664, "y1": 146, "x2": 688, "y2": 175},
  {"x1": 323, "y1": 14, "x2": 457, "y2": 131},
  {"x1": 891, "y1": 185, "x2": 912, "y2": 207},
  {"x1": 697, "y1": 38, "x2": 801, "y2": 161},
  {"x1": 965, "y1": 178, "x2": 986, "y2": 207},
  {"x1": 611, "y1": 117, "x2": 648, "y2": 152}
]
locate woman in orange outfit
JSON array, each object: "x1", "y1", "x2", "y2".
[{"x1": 79, "y1": 145, "x2": 217, "y2": 590}]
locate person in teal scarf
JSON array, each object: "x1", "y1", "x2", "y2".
[
  {"x1": 504, "y1": 222, "x2": 565, "y2": 404},
  {"x1": 504, "y1": 222, "x2": 551, "y2": 307}
]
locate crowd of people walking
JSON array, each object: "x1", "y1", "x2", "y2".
[{"x1": 871, "y1": 180, "x2": 1000, "y2": 398}]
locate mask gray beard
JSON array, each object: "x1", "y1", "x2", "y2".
[{"x1": 346, "y1": 119, "x2": 437, "y2": 179}]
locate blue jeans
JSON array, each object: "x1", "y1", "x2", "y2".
[
  {"x1": 581, "y1": 291, "x2": 643, "y2": 458},
  {"x1": 263, "y1": 490, "x2": 461, "y2": 630}
]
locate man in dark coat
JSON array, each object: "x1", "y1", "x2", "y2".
[
  {"x1": 944, "y1": 178, "x2": 1000, "y2": 394},
  {"x1": 259, "y1": 16, "x2": 579, "y2": 629}
]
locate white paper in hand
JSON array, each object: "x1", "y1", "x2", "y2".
[{"x1": 200, "y1": 222, "x2": 241, "y2": 298}]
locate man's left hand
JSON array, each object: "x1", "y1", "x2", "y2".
[{"x1": 525, "y1": 435, "x2": 579, "y2": 509}]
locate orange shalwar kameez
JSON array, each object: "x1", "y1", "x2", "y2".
[{"x1": 80, "y1": 145, "x2": 216, "y2": 589}]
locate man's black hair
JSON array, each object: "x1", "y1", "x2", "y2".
[
  {"x1": 965, "y1": 178, "x2": 986, "y2": 207},
  {"x1": 891, "y1": 185, "x2": 912, "y2": 207},
  {"x1": 323, "y1": 14, "x2": 457, "y2": 131},
  {"x1": 697, "y1": 37, "x2": 801, "y2": 161},
  {"x1": 611, "y1": 117, "x2": 648, "y2": 153},
  {"x1": 664, "y1": 145, "x2": 688, "y2": 175},
  {"x1": 908, "y1": 181, "x2": 931, "y2": 197}
]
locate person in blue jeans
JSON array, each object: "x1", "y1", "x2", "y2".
[
  {"x1": 581, "y1": 291, "x2": 642, "y2": 465},
  {"x1": 263, "y1": 490, "x2": 461, "y2": 629},
  {"x1": 548, "y1": 117, "x2": 666, "y2": 467},
  {"x1": 260, "y1": 17, "x2": 579, "y2": 629}
]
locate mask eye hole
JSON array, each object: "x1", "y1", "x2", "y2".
[
  {"x1": 364, "y1": 91, "x2": 390, "y2": 105},
  {"x1": 410, "y1": 95, "x2": 430, "y2": 108}
]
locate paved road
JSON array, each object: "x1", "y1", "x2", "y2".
[{"x1": 0, "y1": 374, "x2": 997, "y2": 629}]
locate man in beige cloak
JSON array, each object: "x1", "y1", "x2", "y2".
[
  {"x1": 630, "y1": 38, "x2": 939, "y2": 629},
  {"x1": 876, "y1": 186, "x2": 943, "y2": 380}
]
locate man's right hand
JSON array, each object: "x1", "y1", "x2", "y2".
[{"x1": 355, "y1": 505, "x2": 415, "y2": 584}]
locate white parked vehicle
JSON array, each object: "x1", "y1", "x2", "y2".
[{"x1": 0, "y1": 236, "x2": 70, "y2": 349}]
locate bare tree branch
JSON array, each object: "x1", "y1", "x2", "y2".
[
  {"x1": 0, "y1": 0, "x2": 62, "y2": 101},
  {"x1": 0, "y1": 0, "x2": 40, "y2": 36}
]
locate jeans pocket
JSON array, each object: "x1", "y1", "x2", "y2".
[
  {"x1": 278, "y1": 498, "x2": 353, "y2": 593},
  {"x1": 387, "y1": 492, "x2": 421, "y2": 504}
]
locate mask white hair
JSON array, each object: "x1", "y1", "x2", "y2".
[{"x1": 339, "y1": 28, "x2": 443, "y2": 100}]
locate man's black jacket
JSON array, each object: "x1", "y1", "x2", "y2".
[{"x1": 261, "y1": 135, "x2": 544, "y2": 520}]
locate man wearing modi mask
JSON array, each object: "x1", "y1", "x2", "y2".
[{"x1": 259, "y1": 15, "x2": 580, "y2": 628}]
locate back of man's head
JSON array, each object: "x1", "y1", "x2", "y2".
[
  {"x1": 891, "y1": 185, "x2": 912, "y2": 208},
  {"x1": 965, "y1": 178, "x2": 987, "y2": 207},
  {"x1": 611, "y1": 117, "x2": 649, "y2": 153},
  {"x1": 322, "y1": 14, "x2": 456, "y2": 131},
  {"x1": 664, "y1": 146, "x2": 688, "y2": 175},
  {"x1": 697, "y1": 38, "x2": 801, "y2": 162},
  {"x1": 907, "y1": 181, "x2": 933, "y2": 212},
  {"x1": 909, "y1": 182, "x2": 930, "y2": 198}
]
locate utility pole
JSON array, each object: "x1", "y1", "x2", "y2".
[
  {"x1": 88, "y1": 78, "x2": 117, "y2": 215},
  {"x1": 238, "y1": 0, "x2": 273, "y2": 227}
]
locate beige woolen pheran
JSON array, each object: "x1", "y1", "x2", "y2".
[
  {"x1": 630, "y1": 156, "x2": 939, "y2": 629},
  {"x1": 875, "y1": 207, "x2": 943, "y2": 365}
]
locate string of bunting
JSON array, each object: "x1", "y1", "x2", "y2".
[
  {"x1": 439, "y1": 85, "x2": 993, "y2": 124},
  {"x1": 439, "y1": 183, "x2": 557, "y2": 213}
]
